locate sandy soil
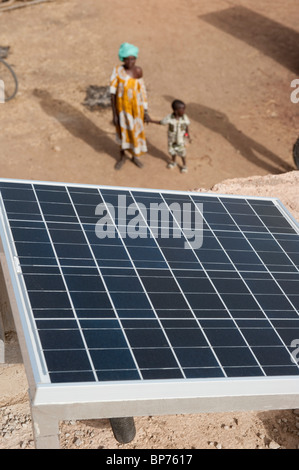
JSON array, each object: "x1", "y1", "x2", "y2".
[{"x1": 0, "y1": 0, "x2": 299, "y2": 450}]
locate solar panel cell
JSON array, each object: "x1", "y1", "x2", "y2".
[
  {"x1": 184, "y1": 367, "x2": 225, "y2": 378},
  {"x1": 28, "y1": 291, "x2": 71, "y2": 309},
  {"x1": 39, "y1": 329, "x2": 85, "y2": 350},
  {"x1": 215, "y1": 347, "x2": 259, "y2": 368},
  {"x1": 44, "y1": 349, "x2": 92, "y2": 372},
  {"x1": 174, "y1": 347, "x2": 220, "y2": 368},
  {"x1": 224, "y1": 367, "x2": 264, "y2": 377},
  {"x1": 24, "y1": 274, "x2": 66, "y2": 291}
]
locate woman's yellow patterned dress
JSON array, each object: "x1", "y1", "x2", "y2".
[{"x1": 110, "y1": 65, "x2": 148, "y2": 157}]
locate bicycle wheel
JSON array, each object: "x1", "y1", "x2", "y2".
[
  {"x1": 293, "y1": 137, "x2": 299, "y2": 170},
  {"x1": 0, "y1": 58, "x2": 18, "y2": 102},
  {"x1": 0, "y1": 0, "x2": 16, "y2": 8}
]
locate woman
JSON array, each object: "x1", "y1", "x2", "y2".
[{"x1": 110, "y1": 43, "x2": 150, "y2": 170}]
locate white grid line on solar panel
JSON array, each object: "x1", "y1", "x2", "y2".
[
  {"x1": 161, "y1": 193, "x2": 267, "y2": 376},
  {"x1": 247, "y1": 201, "x2": 299, "y2": 272},
  {"x1": 6, "y1": 179, "x2": 258, "y2": 198},
  {"x1": 29, "y1": 311, "x2": 298, "y2": 319},
  {"x1": 16, "y1": 261, "x2": 299, "y2": 285},
  {"x1": 31, "y1": 184, "x2": 99, "y2": 382},
  {"x1": 217, "y1": 198, "x2": 299, "y2": 310},
  {"x1": 204, "y1": 213, "x2": 299, "y2": 275},
  {"x1": 206, "y1": 196, "x2": 299, "y2": 369},
  {"x1": 24, "y1": 285, "x2": 299, "y2": 296},
  {"x1": 21, "y1": 267, "x2": 298, "y2": 293},
  {"x1": 64, "y1": 185, "x2": 144, "y2": 380},
  {"x1": 7, "y1": 222, "x2": 297, "y2": 240},
  {"x1": 21, "y1": 260, "x2": 297, "y2": 301},
  {"x1": 34, "y1": 318, "x2": 299, "y2": 327},
  {"x1": 96, "y1": 188, "x2": 187, "y2": 379},
  {"x1": 35, "y1": 343, "x2": 295, "y2": 351},
  {"x1": 28, "y1": 308, "x2": 297, "y2": 322},
  {"x1": 16, "y1": 265, "x2": 299, "y2": 281},
  {"x1": 0, "y1": 192, "x2": 50, "y2": 382},
  {"x1": 15, "y1": 237, "x2": 299, "y2": 252},
  {"x1": 4, "y1": 199, "x2": 292, "y2": 220},
  {"x1": 6, "y1": 199, "x2": 277, "y2": 216},
  {"x1": 92, "y1": 192, "x2": 295, "y2": 272},
  {"x1": 31, "y1": 320, "x2": 299, "y2": 367},
  {"x1": 15, "y1": 249, "x2": 299, "y2": 270},
  {"x1": 13, "y1": 239, "x2": 299, "y2": 272},
  {"x1": 203, "y1": 201, "x2": 293, "y2": 233},
  {"x1": 6, "y1": 197, "x2": 295, "y2": 231},
  {"x1": 6, "y1": 220, "x2": 296, "y2": 240},
  {"x1": 127, "y1": 189, "x2": 227, "y2": 377},
  {"x1": 1, "y1": 182, "x2": 298, "y2": 376},
  {"x1": 0, "y1": 181, "x2": 290, "y2": 207},
  {"x1": 12, "y1": 225, "x2": 299, "y2": 249},
  {"x1": 213, "y1": 200, "x2": 299, "y2": 287},
  {"x1": 3, "y1": 186, "x2": 296, "y2": 234},
  {"x1": 136, "y1": 193, "x2": 295, "y2": 229}
]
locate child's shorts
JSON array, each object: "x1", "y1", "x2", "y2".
[{"x1": 169, "y1": 142, "x2": 186, "y2": 158}]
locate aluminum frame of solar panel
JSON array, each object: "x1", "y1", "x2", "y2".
[{"x1": 0, "y1": 178, "x2": 299, "y2": 448}]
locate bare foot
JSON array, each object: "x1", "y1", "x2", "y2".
[{"x1": 132, "y1": 156, "x2": 144, "y2": 168}]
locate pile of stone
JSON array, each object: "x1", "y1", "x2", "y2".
[
  {"x1": 0, "y1": 0, "x2": 52, "y2": 12},
  {"x1": 83, "y1": 85, "x2": 111, "y2": 110}
]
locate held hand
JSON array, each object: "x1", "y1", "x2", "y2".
[
  {"x1": 144, "y1": 112, "x2": 151, "y2": 124},
  {"x1": 185, "y1": 132, "x2": 192, "y2": 144},
  {"x1": 113, "y1": 115, "x2": 120, "y2": 128}
]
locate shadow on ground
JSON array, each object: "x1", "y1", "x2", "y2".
[
  {"x1": 33, "y1": 89, "x2": 118, "y2": 162},
  {"x1": 200, "y1": 5, "x2": 299, "y2": 74}
]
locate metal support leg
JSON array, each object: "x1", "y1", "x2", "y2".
[
  {"x1": 31, "y1": 406, "x2": 60, "y2": 449},
  {"x1": 0, "y1": 314, "x2": 4, "y2": 363},
  {"x1": 109, "y1": 417, "x2": 136, "y2": 444},
  {"x1": 0, "y1": 252, "x2": 16, "y2": 364}
]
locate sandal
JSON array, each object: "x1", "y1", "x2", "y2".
[
  {"x1": 114, "y1": 159, "x2": 125, "y2": 170},
  {"x1": 132, "y1": 156, "x2": 144, "y2": 168}
]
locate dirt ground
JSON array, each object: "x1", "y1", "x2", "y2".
[{"x1": 0, "y1": 0, "x2": 299, "y2": 450}]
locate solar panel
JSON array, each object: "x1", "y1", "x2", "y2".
[{"x1": 0, "y1": 178, "x2": 299, "y2": 448}]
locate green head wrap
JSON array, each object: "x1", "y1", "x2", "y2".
[{"x1": 118, "y1": 42, "x2": 139, "y2": 62}]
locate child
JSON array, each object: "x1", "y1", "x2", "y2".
[{"x1": 148, "y1": 99, "x2": 191, "y2": 173}]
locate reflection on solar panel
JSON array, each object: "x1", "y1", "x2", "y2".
[{"x1": 0, "y1": 178, "x2": 299, "y2": 448}]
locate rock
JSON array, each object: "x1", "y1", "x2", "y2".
[
  {"x1": 268, "y1": 441, "x2": 281, "y2": 449},
  {"x1": 83, "y1": 85, "x2": 111, "y2": 109},
  {"x1": 0, "y1": 46, "x2": 9, "y2": 59},
  {"x1": 73, "y1": 437, "x2": 83, "y2": 447}
]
